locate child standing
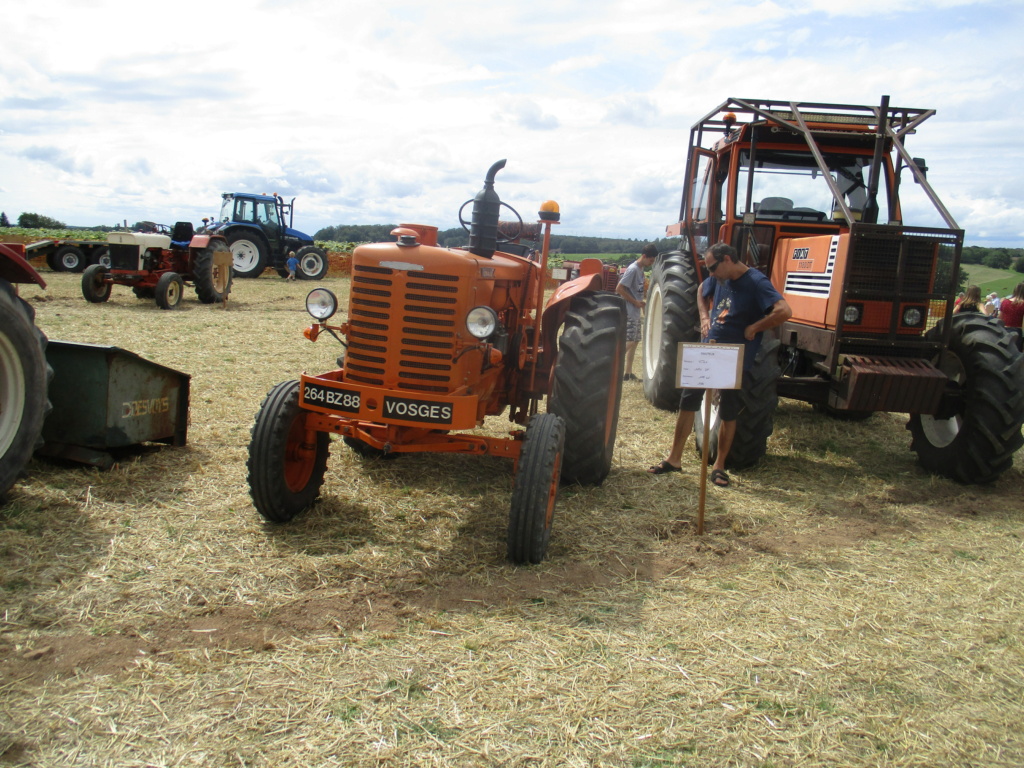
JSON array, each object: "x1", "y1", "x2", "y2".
[{"x1": 286, "y1": 251, "x2": 299, "y2": 280}]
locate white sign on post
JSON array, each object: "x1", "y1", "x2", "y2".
[{"x1": 676, "y1": 342, "x2": 744, "y2": 390}]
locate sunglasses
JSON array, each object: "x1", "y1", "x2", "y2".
[{"x1": 707, "y1": 256, "x2": 724, "y2": 274}]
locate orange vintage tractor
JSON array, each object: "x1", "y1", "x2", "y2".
[
  {"x1": 644, "y1": 97, "x2": 1024, "y2": 482},
  {"x1": 247, "y1": 160, "x2": 627, "y2": 563}
]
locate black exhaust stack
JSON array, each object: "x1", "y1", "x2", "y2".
[{"x1": 469, "y1": 159, "x2": 506, "y2": 258}]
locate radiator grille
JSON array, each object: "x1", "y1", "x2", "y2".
[{"x1": 346, "y1": 264, "x2": 462, "y2": 391}]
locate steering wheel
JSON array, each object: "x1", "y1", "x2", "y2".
[{"x1": 458, "y1": 200, "x2": 525, "y2": 243}]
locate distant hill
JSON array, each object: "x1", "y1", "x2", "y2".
[{"x1": 313, "y1": 224, "x2": 677, "y2": 256}]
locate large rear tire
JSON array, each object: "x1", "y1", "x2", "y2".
[
  {"x1": 548, "y1": 292, "x2": 626, "y2": 485},
  {"x1": 226, "y1": 229, "x2": 268, "y2": 278},
  {"x1": 247, "y1": 380, "x2": 330, "y2": 523},
  {"x1": 694, "y1": 337, "x2": 781, "y2": 469},
  {"x1": 155, "y1": 272, "x2": 184, "y2": 310},
  {"x1": 908, "y1": 314, "x2": 1024, "y2": 483},
  {"x1": 192, "y1": 240, "x2": 233, "y2": 303},
  {"x1": 642, "y1": 250, "x2": 701, "y2": 411},
  {"x1": 55, "y1": 245, "x2": 86, "y2": 273},
  {"x1": 507, "y1": 413, "x2": 565, "y2": 565},
  {"x1": 295, "y1": 245, "x2": 329, "y2": 280},
  {"x1": 0, "y1": 280, "x2": 50, "y2": 499}
]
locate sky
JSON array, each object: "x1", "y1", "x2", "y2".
[{"x1": 2, "y1": 0, "x2": 1023, "y2": 247}]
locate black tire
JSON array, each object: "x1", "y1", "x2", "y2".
[
  {"x1": 54, "y1": 245, "x2": 86, "y2": 273},
  {"x1": 132, "y1": 286, "x2": 155, "y2": 299},
  {"x1": 81, "y1": 264, "x2": 111, "y2": 303},
  {"x1": 155, "y1": 272, "x2": 184, "y2": 310},
  {"x1": 45, "y1": 251, "x2": 63, "y2": 272},
  {"x1": 247, "y1": 380, "x2": 330, "y2": 523},
  {"x1": 642, "y1": 250, "x2": 701, "y2": 411},
  {"x1": 91, "y1": 247, "x2": 111, "y2": 269},
  {"x1": 694, "y1": 337, "x2": 781, "y2": 469},
  {"x1": 295, "y1": 245, "x2": 329, "y2": 280},
  {"x1": 192, "y1": 240, "x2": 233, "y2": 303},
  {"x1": 908, "y1": 314, "x2": 1024, "y2": 483},
  {"x1": 507, "y1": 413, "x2": 565, "y2": 565},
  {"x1": 0, "y1": 280, "x2": 51, "y2": 499},
  {"x1": 548, "y1": 292, "x2": 626, "y2": 485},
  {"x1": 225, "y1": 229, "x2": 268, "y2": 278}
]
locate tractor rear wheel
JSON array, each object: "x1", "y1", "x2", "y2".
[
  {"x1": 55, "y1": 245, "x2": 86, "y2": 273},
  {"x1": 81, "y1": 264, "x2": 112, "y2": 303},
  {"x1": 694, "y1": 337, "x2": 781, "y2": 469},
  {"x1": 226, "y1": 230, "x2": 268, "y2": 278},
  {"x1": 507, "y1": 413, "x2": 565, "y2": 565},
  {"x1": 91, "y1": 248, "x2": 111, "y2": 269},
  {"x1": 247, "y1": 380, "x2": 330, "y2": 523},
  {"x1": 295, "y1": 245, "x2": 329, "y2": 280},
  {"x1": 642, "y1": 250, "x2": 701, "y2": 411},
  {"x1": 548, "y1": 292, "x2": 626, "y2": 485},
  {"x1": 0, "y1": 280, "x2": 51, "y2": 499},
  {"x1": 155, "y1": 272, "x2": 184, "y2": 310},
  {"x1": 192, "y1": 240, "x2": 233, "y2": 303},
  {"x1": 908, "y1": 314, "x2": 1024, "y2": 483}
]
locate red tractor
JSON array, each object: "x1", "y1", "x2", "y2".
[
  {"x1": 643, "y1": 97, "x2": 1024, "y2": 482},
  {"x1": 247, "y1": 160, "x2": 627, "y2": 563},
  {"x1": 0, "y1": 243, "x2": 50, "y2": 499},
  {"x1": 81, "y1": 222, "x2": 232, "y2": 309}
]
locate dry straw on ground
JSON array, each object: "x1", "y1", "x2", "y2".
[{"x1": 1, "y1": 269, "x2": 1022, "y2": 767}]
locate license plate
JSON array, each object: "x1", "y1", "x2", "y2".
[
  {"x1": 383, "y1": 395, "x2": 454, "y2": 425},
  {"x1": 302, "y1": 381, "x2": 361, "y2": 413}
]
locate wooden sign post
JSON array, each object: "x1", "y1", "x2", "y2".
[{"x1": 676, "y1": 342, "x2": 744, "y2": 534}]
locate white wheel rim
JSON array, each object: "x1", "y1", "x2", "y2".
[
  {"x1": 0, "y1": 330, "x2": 27, "y2": 456},
  {"x1": 231, "y1": 240, "x2": 260, "y2": 271},
  {"x1": 643, "y1": 283, "x2": 664, "y2": 380}
]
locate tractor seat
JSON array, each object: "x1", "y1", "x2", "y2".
[{"x1": 171, "y1": 221, "x2": 195, "y2": 247}]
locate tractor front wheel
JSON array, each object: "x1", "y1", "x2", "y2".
[
  {"x1": 507, "y1": 413, "x2": 565, "y2": 565},
  {"x1": 155, "y1": 272, "x2": 184, "y2": 310},
  {"x1": 0, "y1": 280, "x2": 50, "y2": 499},
  {"x1": 643, "y1": 250, "x2": 702, "y2": 411},
  {"x1": 81, "y1": 264, "x2": 112, "y2": 303},
  {"x1": 55, "y1": 245, "x2": 86, "y2": 273},
  {"x1": 192, "y1": 240, "x2": 233, "y2": 303},
  {"x1": 247, "y1": 380, "x2": 330, "y2": 523},
  {"x1": 226, "y1": 230, "x2": 268, "y2": 278},
  {"x1": 908, "y1": 314, "x2": 1024, "y2": 483},
  {"x1": 295, "y1": 245, "x2": 329, "y2": 280},
  {"x1": 548, "y1": 292, "x2": 626, "y2": 485},
  {"x1": 694, "y1": 337, "x2": 781, "y2": 469}
]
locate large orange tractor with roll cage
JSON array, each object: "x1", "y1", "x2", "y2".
[
  {"x1": 643, "y1": 96, "x2": 1024, "y2": 482},
  {"x1": 246, "y1": 160, "x2": 627, "y2": 563}
]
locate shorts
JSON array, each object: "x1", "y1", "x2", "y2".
[
  {"x1": 626, "y1": 317, "x2": 642, "y2": 342},
  {"x1": 679, "y1": 386, "x2": 742, "y2": 421}
]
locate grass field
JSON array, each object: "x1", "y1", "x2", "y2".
[
  {"x1": 962, "y1": 264, "x2": 1023, "y2": 299},
  {"x1": 1, "y1": 270, "x2": 1022, "y2": 767}
]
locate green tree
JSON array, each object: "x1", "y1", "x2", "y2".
[
  {"x1": 18, "y1": 212, "x2": 66, "y2": 228},
  {"x1": 982, "y1": 252, "x2": 1013, "y2": 270},
  {"x1": 0, "y1": 211, "x2": 10, "y2": 227}
]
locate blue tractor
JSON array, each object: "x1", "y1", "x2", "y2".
[{"x1": 203, "y1": 193, "x2": 328, "y2": 280}]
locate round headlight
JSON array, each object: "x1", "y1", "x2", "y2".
[
  {"x1": 306, "y1": 288, "x2": 338, "y2": 321},
  {"x1": 903, "y1": 307, "x2": 923, "y2": 327},
  {"x1": 843, "y1": 305, "x2": 862, "y2": 324},
  {"x1": 466, "y1": 306, "x2": 498, "y2": 339}
]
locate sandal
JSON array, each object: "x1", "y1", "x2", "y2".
[
  {"x1": 710, "y1": 469, "x2": 730, "y2": 487},
  {"x1": 648, "y1": 460, "x2": 681, "y2": 475}
]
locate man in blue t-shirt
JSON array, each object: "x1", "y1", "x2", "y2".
[{"x1": 648, "y1": 243, "x2": 792, "y2": 487}]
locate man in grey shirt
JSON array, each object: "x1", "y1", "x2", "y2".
[{"x1": 616, "y1": 243, "x2": 657, "y2": 381}]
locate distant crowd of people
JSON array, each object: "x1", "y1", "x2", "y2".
[{"x1": 954, "y1": 282, "x2": 1024, "y2": 347}]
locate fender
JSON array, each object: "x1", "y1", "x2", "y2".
[
  {"x1": 0, "y1": 242, "x2": 47, "y2": 288},
  {"x1": 187, "y1": 234, "x2": 213, "y2": 249},
  {"x1": 539, "y1": 266, "x2": 605, "y2": 357}
]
